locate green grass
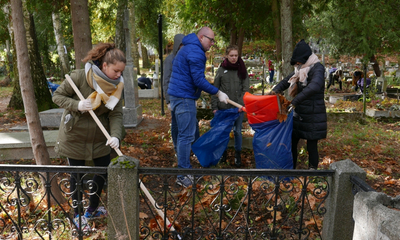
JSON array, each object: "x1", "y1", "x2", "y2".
[{"x1": 0, "y1": 86, "x2": 12, "y2": 98}]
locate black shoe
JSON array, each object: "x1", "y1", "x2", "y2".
[
  {"x1": 220, "y1": 151, "x2": 227, "y2": 163},
  {"x1": 234, "y1": 150, "x2": 241, "y2": 167}
]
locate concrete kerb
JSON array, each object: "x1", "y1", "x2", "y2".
[
  {"x1": 353, "y1": 191, "x2": 400, "y2": 240},
  {"x1": 322, "y1": 159, "x2": 366, "y2": 240}
]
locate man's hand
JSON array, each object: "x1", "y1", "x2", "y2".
[
  {"x1": 167, "y1": 103, "x2": 172, "y2": 111},
  {"x1": 78, "y1": 99, "x2": 92, "y2": 112},
  {"x1": 267, "y1": 90, "x2": 276, "y2": 95},
  {"x1": 217, "y1": 90, "x2": 229, "y2": 104},
  {"x1": 106, "y1": 137, "x2": 119, "y2": 149}
]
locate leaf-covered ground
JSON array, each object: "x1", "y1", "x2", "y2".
[
  {"x1": 122, "y1": 98, "x2": 400, "y2": 197},
  {"x1": 1, "y1": 97, "x2": 399, "y2": 197}
]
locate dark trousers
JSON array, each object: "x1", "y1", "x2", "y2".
[
  {"x1": 327, "y1": 73, "x2": 342, "y2": 90},
  {"x1": 291, "y1": 135, "x2": 319, "y2": 169},
  {"x1": 68, "y1": 154, "x2": 110, "y2": 215},
  {"x1": 138, "y1": 78, "x2": 152, "y2": 89}
]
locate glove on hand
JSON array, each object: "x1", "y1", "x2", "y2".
[
  {"x1": 167, "y1": 103, "x2": 172, "y2": 111},
  {"x1": 267, "y1": 90, "x2": 276, "y2": 95},
  {"x1": 106, "y1": 137, "x2": 119, "y2": 149},
  {"x1": 78, "y1": 99, "x2": 92, "y2": 112},
  {"x1": 217, "y1": 90, "x2": 229, "y2": 104},
  {"x1": 287, "y1": 104, "x2": 295, "y2": 113}
]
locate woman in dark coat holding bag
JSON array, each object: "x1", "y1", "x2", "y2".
[{"x1": 271, "y1": 39, "x2": 327, "y2": 169}]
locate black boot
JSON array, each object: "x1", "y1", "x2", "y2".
[
  {"x1": 220, "y1": 150, "x2": 227, "y2": 163},
  {"x1": 234, "y1": 150, "x2": 241, "y2": 167}
]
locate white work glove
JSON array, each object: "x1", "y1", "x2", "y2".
[
  {"x1": 78, "y1": 99, "x2": 92, "y2": 112},
  {"x1": 106, "y1": 137, "x2": 119, "y2": 149},
  {"x1": 167, "y1": 103, "x2": 172, "y2": 111},
  {"x1": 217, "y1": 90, "x2": 229, "y2": 104}
]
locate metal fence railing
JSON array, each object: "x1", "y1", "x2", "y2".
[
  {"x1": 0, "y1": 165, "x2": 335, "y2": 240},
  {"x1": 138, "y1": 168, "x2": 335, "y2": 240},
  {"x1": 350, "y1": 175, "x2": 376, "y2": 195}
]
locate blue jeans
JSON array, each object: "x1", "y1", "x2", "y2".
[
  {"x1": 269, "y1": 70, "x2": 275, "y2": 83},
  {"x1": 171, "y1": 109, "x2": 200, "y2": 154},
  {"x1": 170, "y1": 97, "x2": 198, "y2": 171},
  {"x1": 233, "y1": 112, "x2": 244, "y2": 151}
]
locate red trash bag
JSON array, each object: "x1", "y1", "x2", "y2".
[{"x1": 243, "y1": 92, "x2": 281, "y2": 124}]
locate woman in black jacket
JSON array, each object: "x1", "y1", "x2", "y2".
[{"x1": 271, "y1": 39, "x2": 327, "y2": 169}]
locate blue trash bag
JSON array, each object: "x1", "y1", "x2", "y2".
[
  {"x1": 251, "y1": 111, "x2": 293, "y2": 170},
  {"x1": 47, "y1": 81, "x2": 60, "y2": 95},
  {"x1": 192, "y1": 108, "x2": 239, "y2": 167}
]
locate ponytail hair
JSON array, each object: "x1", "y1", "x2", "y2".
[{"x1": 82, "y1": 43, "x2": 126, "y2": 69}]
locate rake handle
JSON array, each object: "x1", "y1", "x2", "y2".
[
  {"x1": 65, "y1": 74, "x2": 179, "y2": 237},
  {"x1": 65, "y1": 74, "x2": 123, "y2": 156}
]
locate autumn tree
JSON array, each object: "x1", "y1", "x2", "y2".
[
  {"x1": 114, "y1": 0, "x2": 127, "y2": 54},
  {"x1": 305, "y1": 0, "x2": 400, "y2": 76},
  {"x1": 179, "y1": 0, "x2": 272, "y2": 56},
  {"x1": 52, "y1": 2, "x2": 70, "y2": 77},
  {"x1": 11, "y1": 0, "x2": 65, "y2": 204},
  {"x1": 8, "y1": 0, "x2": 55, "y2": 111},
  {"x1": 128, "y1": 1, "x2": 141, "y2": 75},
  {"x1": 70, "y1": 0, "x2": 92, "y2": 69}
]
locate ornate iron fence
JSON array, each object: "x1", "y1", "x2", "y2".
[
  {"x1": 138, "y1": 168, "x2": 334, "y2": 240},
  {"x1": 0, "y1": 165, "x2": 107, "y2": 240},
  {"x1": 0, "y1": 165, "x2": 335, "y2": 240}
]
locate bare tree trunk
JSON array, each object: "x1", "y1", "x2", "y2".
[
  {"x1": 115, "y1": 0, "x2": 127, "y2": 54},
  {"x1": 11, "y1": 0, "x2": 46, "y2": 162},
  {"x1": 3, "y1": 2, "x2": 22, "y2": 109},
  {"x1": 370, "y1": 55, "x2": 381, "y2": 77},
  {"x1": 70, "y1": 0, "x2": 92, "y2": 70},
  {"x1": 272, "y1": 0, "x2": 281, "y2": 64},
  {"x1": 129, "y1": 3, "x2": 140, "y2": 75},
  {"x1": 280, "y1": 0, "x2": 293, "y2": 78},
  {"x1": 26, "y1": 12, "x2": 54, "y2": 112},
  {"x1": 11, "y1": 0, "x2": 65, "y2": 205},
  {"x1": 52, "y1": 11, "x2": 70, "y2": 76},
  {"x1": 237, "y1": 27, "x2": 245, "y2": 57},
  {"x1": 230, "y1": 22, "x2": 237, "y2": 46},
  {"x1": 141, "y1": 45, "x2": 150, "y2": 68}
]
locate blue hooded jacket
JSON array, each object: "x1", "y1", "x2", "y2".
[{"x1": 167, "y1": 33, "x2": 218, "y2": 99}]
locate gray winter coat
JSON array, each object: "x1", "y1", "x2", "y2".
[
  {"x1": 272, "y1": 62, "x2": 327, "y2": 140},
  {"x1": 211, "y1": 67, "x2": 249, "y2": 110},
  {"x1": 163, "y1": 34, "x2": 184, "y2": 104}
]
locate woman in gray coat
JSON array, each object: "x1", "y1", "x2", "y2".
[
  {"x1": 53, "y1": 43, "x2": 126, "y2": 229},
  {"x1": 271, "y1": 39, "x2": 327, "y2": 169},
  {"x1": 211, "y1": 45, "x2": 249, "y2": 167}
]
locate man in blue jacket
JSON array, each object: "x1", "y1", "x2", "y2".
[{"x1": 168, "y1": 27, "x2": 229, "y2": 187}]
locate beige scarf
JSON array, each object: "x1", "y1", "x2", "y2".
[
  {"x1": 85, "y1": 62, "x2": 124, "y2": 110},
  {"x1": 288, "y1": 53, "x2": 320, "y2": 97}
]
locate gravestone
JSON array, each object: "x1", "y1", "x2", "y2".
[
  {"x1": 138, "y1": 59, "x2": 159, "y2": 98},
  {"x1": 122, "y1": 9, "x2": 142, "y2": 127}
]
